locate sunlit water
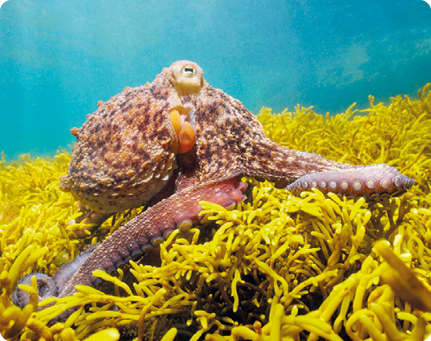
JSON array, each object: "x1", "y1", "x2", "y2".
[{"x1": 0, "y1": 0, "x2": 430, "y2": 159}]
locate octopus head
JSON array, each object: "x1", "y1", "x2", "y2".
[
  {"x1": 58, "y1": 61, "x2": 203, "y2": 214},
  {"x1": 169, "y1": 60, "x2": 205, "y2": 96}
]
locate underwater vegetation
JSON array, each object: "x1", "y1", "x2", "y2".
[{"x1": 1, "y1": 84, "x2": 431, "y2": 341}]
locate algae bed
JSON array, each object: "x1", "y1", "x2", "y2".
[{"x1": 1, "y1": 85, "x2": 431, "y2": 341}]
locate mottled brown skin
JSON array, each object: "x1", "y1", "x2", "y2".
[
  {"x1": 59, "y1": 81, "x2": 180, "y2": 213},
  {"x1": 15, "y1": 61, "x2": 414, "y2": 319}
]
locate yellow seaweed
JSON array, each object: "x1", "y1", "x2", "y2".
[{"x1": 0, "y1": 84, "x2": 430, "y2": 340}]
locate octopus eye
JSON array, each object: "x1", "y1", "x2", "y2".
[{"x1": 182, "y1": 66, "x2": 197, "y2": 78}]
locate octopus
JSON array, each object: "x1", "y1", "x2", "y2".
[{"x1": 13, "y1": 60, "x2": 415, "y2": 319}]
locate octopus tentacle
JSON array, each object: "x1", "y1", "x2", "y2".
[
  {"x1": 170, "y1": 109, "x2": 196, "y2": 154},
  {"x1": 242, "y1": 143, "x2": 356, "y2": 187},
  {"x1": 177, "y1": 121, "x2": 196, "y2": 154},
  {"x1": 57, "y1": 177, "x2": 247, "y2": 300},
  {"x1": 286, "y1": 164, "x2": 415, "y2": 197},
  {"x1": 54, "y1": 246, "x2": 97, "y2": 293},
  {"x1": 12, "y1": 273, "x2": 58, "y2": 309},
  {"x1": 169, "y1": 109, "x2": 184, "y2": 136},
  {"x1": 12, "y1": 245, "x2": 98, "y2": 310},
  {"x1": 190, "y1": 93, "x2": 357, "y2": 187}
]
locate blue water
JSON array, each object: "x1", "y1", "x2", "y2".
[{"x1": 1, "y1": 0, "x2": 430, "y2": 159}]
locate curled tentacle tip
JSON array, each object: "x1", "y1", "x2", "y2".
[
  {"x1": 170, "y1": 109, "x2": 183, "y2": 136},
  {"x1": 238, "y1": 181, "x2": 249, "y2": 193},
  {"x1": 178, "y1": 121, "x2": 196, "y2": 154},
  {"x1": 12, "y1": 273, "x2": 58, "y2": 309},
  {"x1": 169, "y1": 109, "x2": 195, "y2": 154}
]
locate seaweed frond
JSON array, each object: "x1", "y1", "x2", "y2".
[{"x1": 1, "y1": 84, "x2": 431, "y2": 340}]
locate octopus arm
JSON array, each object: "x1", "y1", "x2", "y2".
[
  {"x1": 286, "y1": 164, "x2": 415, "y2": 197},
  {"x1": 234, "y1": 139, "x2": 414, "y2": 197},
  {"x1": 234, "y1": 138, "x2": 353, "y2": 188},
  {"x1": 57, "y1": 177, "x2": 248, "y2": 301}
]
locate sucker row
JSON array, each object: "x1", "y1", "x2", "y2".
[{"x1": 286, "y1": 164, "x2": 415, "y2": 197}]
